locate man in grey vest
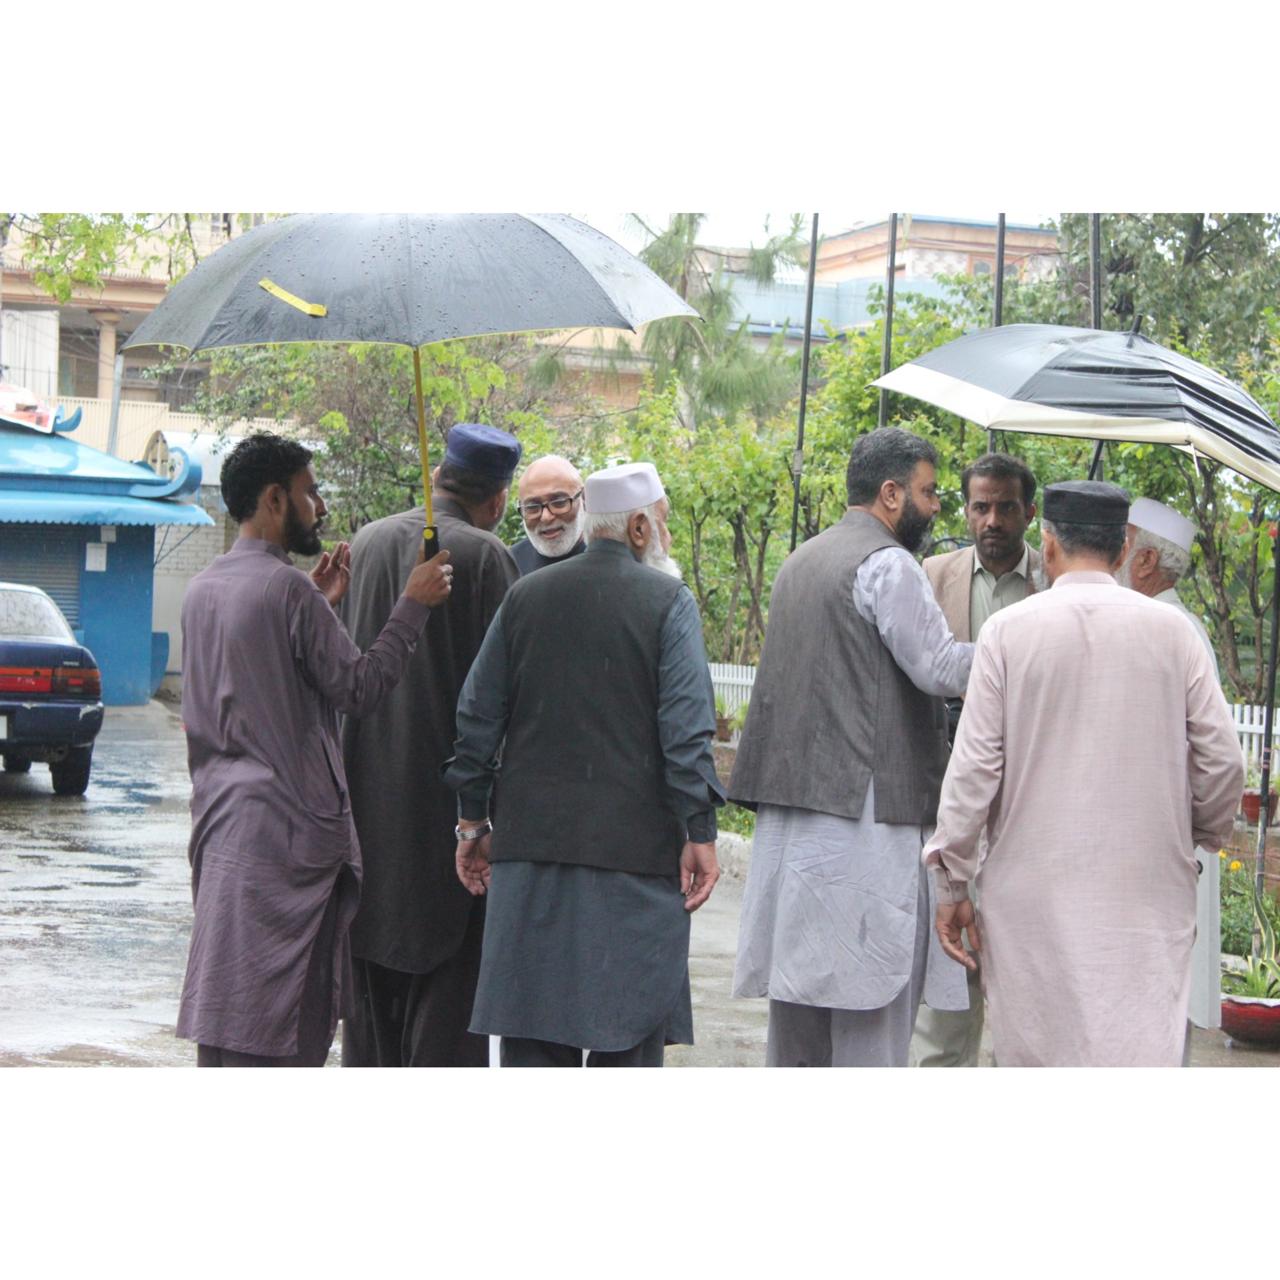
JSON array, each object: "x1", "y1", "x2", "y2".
[
  {"x1": 730, "y1": 427, "x2": 975, "y2": 1067},
  {"x1": 445, "y1": 461, "x2": 725, "y2": 1066}
]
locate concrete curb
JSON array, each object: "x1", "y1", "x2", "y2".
[{"x1": 717, "y1": 832, "x2": 752, "y2": 880}]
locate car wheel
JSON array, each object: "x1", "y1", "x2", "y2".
[
  {"x1": 3, "y1": 754, "x2": 32, "y2": 773},
  {"x1": 51, "y1": 746, "x2": 92, "y2": 796}
]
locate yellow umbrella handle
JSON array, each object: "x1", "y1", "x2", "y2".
[{"x1": 413, "y1": 348, "x2": 440, "y2": 558}]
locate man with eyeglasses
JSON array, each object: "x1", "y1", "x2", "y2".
[{"x1": 509, "y1": 455, "x2": 588, "y2": 575}]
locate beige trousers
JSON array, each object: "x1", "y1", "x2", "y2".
[{"x1": 910, "y1": 962, "x2": 984, "y2": 1067}]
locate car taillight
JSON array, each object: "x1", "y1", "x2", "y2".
[
  {"x1": 53, "y1": 667, "x2": 102, "y2": 698},
  {"x1": 0, "y1": 666, "x2": 53, "y2": 693}
]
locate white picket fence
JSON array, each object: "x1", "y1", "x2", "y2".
[
  {"x1": 709, "y1": 663, "x2": 755, "y2": 717},
  {"x1": 714, "y1": 665, "x2": 1268, "y2": 779},
  {"x1": 1232, "y1": 703, "x2": 1280, "y2": 774}
]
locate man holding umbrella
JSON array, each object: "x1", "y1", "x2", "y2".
[
  {"x1": 177, "y1": 433, "x2": 454, "y2": 1067},
  {"x1": 339, "y1": 424, "x2": 522, "y2": 1067}
]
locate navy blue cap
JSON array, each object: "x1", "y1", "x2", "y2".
[{"x1": 443, "y1": 423, "x2": 522, "y2": 480}]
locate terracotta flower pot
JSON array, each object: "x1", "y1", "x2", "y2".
[
  {"x1": 1241, "y1": 789, "x2": 1279, "y2": 825},
  {"x1": 715, "y1": 715, "x2": 733, "y2": 743},
  {"x1": 1221, "y1": 996, "x2": 1280, "y2": 1046}
]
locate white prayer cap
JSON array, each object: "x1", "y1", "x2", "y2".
[
  {"x1": 1129, "y1": 497, "x2": 1195, "y2": 553},
  {"x1": 584, "y1": 461, "x2": 665, "y2": 515}
]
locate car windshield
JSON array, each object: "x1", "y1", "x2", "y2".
[{"x1": 0, "y1": 589, "x2": 74, "y2": 641}]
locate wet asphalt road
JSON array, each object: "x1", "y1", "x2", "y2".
[
  {"x1": 0, "y1": 701, "x2": 768, "y2": 1068},
  {"x1": 0, "y1": 701, "x2": 195, "y2": 1065},
  {"x1": 3, "y1": 701, "x2": 1273, "y2": 1068}
]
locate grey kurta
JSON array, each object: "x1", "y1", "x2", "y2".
[
  {"x1": 445, "y1": 547, "x2": 723, "y2": 1050},
  {"x1": 733, "y1": 546, "x2": 973, "y2": 1014},
  {"x1": 177, "y1": 539, "x2": 429, "y2": 1057},
  {"x1": 340, "y1": 498, "x2": 517, "y2": 973},
  {"x1": 923, "y1": 573, "x2": 1243, "y2": 1067}
]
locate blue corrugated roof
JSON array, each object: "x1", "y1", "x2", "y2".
[
  {"x1": 0, "y1": 418, "x2": 208, "y2": 527},
  {"x1": 0, "y1": 491, "x2": 213, "y2": 527},
  {"x1": 0, "y1": 422, "x2": 174, "y2": 486}
]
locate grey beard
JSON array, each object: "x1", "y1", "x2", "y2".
[
  {"x1": 526, "y1": 507, "x2": 586, "y2": 558},
  {"x1": 1113, "y1": 557, "x2": 1133, "y2": 589}
]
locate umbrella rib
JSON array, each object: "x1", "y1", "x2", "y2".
[{"x1": 520, "y1": 214, "x2": 645, "y2": 333}]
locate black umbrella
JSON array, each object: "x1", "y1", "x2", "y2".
[
  {"x1": 876, "y1": 319, "x2": 1280, "y2": 957},
  {"x1": 124, "y1": 212, "x2": 698, "y2": 553},
  {"x1": 872, "y1": 322, "x2": 1280, "y2": 490}
]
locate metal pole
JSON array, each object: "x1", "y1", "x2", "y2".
[
  {"x1": 106, "y1": 353, "x2": 124, "y2": 457},
  {"x1": 1087, "y1": 214, "x2": 1104, "y2": 478},
  {"x1": 989, "y1": 213, "x2": 1006, "y2": 452},
  {"x1": 790, "y1": 213, "x2": 820, "y2": 552},
  {"x1": 1253, "y1": 523, "x2": 1280, "y2": 957},
  {"x1": 1089, "y1": 213, "x2": 1103, "y2": 330},
  {"x1": 878, "y1": 213, "x2": 898, "y2": 428}
]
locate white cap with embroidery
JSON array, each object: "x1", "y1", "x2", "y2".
[
  {"x1": 1128, "y1": 497, "x2": 1195, "y2": 552},
  {"x1": 585, "y1": 461, "x2": 665, "y2": 515}
]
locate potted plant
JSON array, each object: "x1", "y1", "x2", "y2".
[
  {"x1": 1221, "y1": 878, "x2": 1280, "y2": 1047},
  {"x1": 1241, "y1": 761, "x2": 1278, "y2": 826},
  {"x1": 714, "y1": 695, "x2": 733, "y2": 743},
  {"x1": 732, "y1": 697, "x2": 751, "y2": 737}
]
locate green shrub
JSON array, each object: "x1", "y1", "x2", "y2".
[
  {"x1": 1220, "y1": 854, "x2": 1280, "y2": 956},
  {"x1": 718, "y1": 803, "x2": 756, "y2": 839}
]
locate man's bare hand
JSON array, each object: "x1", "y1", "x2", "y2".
[
  {"x1": 310, "y1": 542, "x2": 351, "y2": 607},
  {"x1": 405, "y1": 549, "x2": 453, "y2": 607},
  {"x1": 680, "y1": 840, "x2": 719, "y2": 912},
  {"x1": 456, "y1": 830, "x2": 492, "y2": 896},
  {"x1": 935, "y1": 898, "x2": 982, "y2": 971}
]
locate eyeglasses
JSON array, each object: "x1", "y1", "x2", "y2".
[{"x1": 519, "y1": 489, "x2": 584, "y2": 519}]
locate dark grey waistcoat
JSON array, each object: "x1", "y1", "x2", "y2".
[
  {"x1": 728, "y1": 508, "x2": 949, "y2": 826},
  {"x1": 492, "y1": 545, "x2": 688, "y2": 876}
]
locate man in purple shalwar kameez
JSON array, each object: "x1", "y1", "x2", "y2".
[{"x1": 176, "y1": 434, "x2": 454, "y2": 1066}]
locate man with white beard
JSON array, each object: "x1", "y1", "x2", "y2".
[
  {"x1": 1115, "y1": 496, "x2": 1222, "y2": 1046},
  {"x1": 1115, "y1": 497, "x2": 1216, "y2": 672},
  {"x1": 445, "y1": 461, "x2": 724, "y2": 1065},
  {"x1": 509, "y1": 455, "x2": 588, "y2": 575}
]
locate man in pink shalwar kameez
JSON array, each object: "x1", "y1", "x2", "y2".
[{"x1": 923, "y1": 480, "x2": 1242, "y2": 1067}]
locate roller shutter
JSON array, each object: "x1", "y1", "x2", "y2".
[{"x1": 0, "y1": 524, "x2": 82, "y2": 626}]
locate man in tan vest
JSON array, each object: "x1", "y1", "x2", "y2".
[{"x1": 912, "y1": 451, "x2": 1042, "y2": 1068}]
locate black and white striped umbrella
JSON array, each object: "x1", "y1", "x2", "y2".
[{"x1": 872, "y1": 323, "x2": 1280, "y2": 491}]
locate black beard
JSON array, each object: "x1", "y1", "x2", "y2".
[
  {"x1": 896, "y1": 493, "x2": 933, "y2": 554},
  {"x1": 284, "y1": 499, "x2": 323, "y2": 557}
]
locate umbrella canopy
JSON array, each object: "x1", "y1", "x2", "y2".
[
  {"x1": 123, "y1": 212, "x2": 698, "y2": 539},
  {"x1": 123, "y1": 212, "x2": 697, "y2": 354},
  {"x1": 872, "y1": 323, "x2": 1280, "y2": 491}
]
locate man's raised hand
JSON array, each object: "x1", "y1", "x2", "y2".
[
  {"x1": 405, "y1": 549, "x2": 453, "y2": 607},
  {"x1": 310, "y1": 542, "x2": 352, "y2": 607}
]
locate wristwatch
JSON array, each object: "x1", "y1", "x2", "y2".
[{"x1": 455, "y1": 819, "x2": 493, "y2": 842}]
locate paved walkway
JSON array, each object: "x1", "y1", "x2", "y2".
[{"x1": 1, "y1": 702, "x2": 1274, "y2": 1067}]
